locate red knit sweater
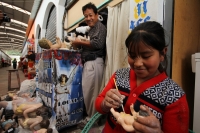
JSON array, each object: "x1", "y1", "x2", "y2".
[{"x1": 95, "y1": 68, "x2": 189, "y2": 133}]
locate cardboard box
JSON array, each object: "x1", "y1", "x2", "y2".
[{"x1": 35, "y1": 50, "x2": 84, "y2": 130}]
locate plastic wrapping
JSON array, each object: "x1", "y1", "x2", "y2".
[{"x1": 17, "y1": 79, "x2": 36, "y2": 97}]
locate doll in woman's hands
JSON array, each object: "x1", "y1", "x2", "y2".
[
  {"x1": 111, "y1": 104, "x2": 163, "y2": 133},
  {"x1": 110, "y1": 104, "x2": 139, "y2": 132}
]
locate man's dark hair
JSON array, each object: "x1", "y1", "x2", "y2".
[{"x1": 82, "y1": 2, "x2": 98, "y2": 14}]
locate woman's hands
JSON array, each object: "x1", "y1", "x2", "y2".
[
  {"x1": 111, "y1": 104, "x2": 163, "y2": 133},
  {"x1": 101, "y1": 89, "x2": 125, "y2": 112},
  {"x1": 133, "y1": 105, "x2": 163, "y2": 133}
]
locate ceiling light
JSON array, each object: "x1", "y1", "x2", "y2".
[
  {"x1": 0, "y1": 2, "x2": 31, "y2": 15},
  {"x1": 11, "y1": 19, "x2": 28, "y2": 27},
  {"x1": 0, "y1": 37, "x2": 23, "y2": 42},
  {"x1": 0, "y1": 32, "x2": 24, "y2": 38},
  {"x1": 11, "y1": 38, "x2": 14, "y2": 42},
  {"x1": 0, "y1": 26, "x2": 26, "y2": 34},
  {"x1": 4, "y1": 23, "x2": 10, "y2": 27}
]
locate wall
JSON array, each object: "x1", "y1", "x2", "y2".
[
  {"x1": 66, "y1": 0, "x2": 107, "y2": 29},
  {"x1": 64, "y1": 0, "x2": 122, "y2": 32},
  {"x1": 163, "y1": 0, "x2": 173, "y2": 77},
  {"x1": 172, "y1": 0, "x2": 200, "y2": 129},
  {"x1": 32, "y1": 0, "x2": 65, "y2": 53}
]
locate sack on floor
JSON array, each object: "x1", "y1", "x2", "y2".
[{"x1": 17, "y1": 79, "x2": 36, "y2": 97}]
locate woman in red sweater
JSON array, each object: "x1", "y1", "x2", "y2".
[{"x1": 95, "y1": 21, "x2": 189, "y2": 133}]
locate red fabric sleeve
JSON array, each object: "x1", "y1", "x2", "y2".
[
  {"x1": 95, "y1": 74, "x2": 116, "y2": 114},
  {"x1": 162, "y1": 95, "x2": 189, "y2": 133}
]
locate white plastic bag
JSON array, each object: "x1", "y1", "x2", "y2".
[{"x1": 17, "y1": 79, "x2": 36, "y2": 97}]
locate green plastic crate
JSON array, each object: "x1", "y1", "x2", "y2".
[
  {"x1": 189, "y1": 129, "x2": 195, "y2": 133},
  {"x1": 81, "y1": 112, "x2": 102, "y2": 133}
]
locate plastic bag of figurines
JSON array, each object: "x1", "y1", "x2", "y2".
[
  {"x1": 13, "y1": 100, "x2": 57, "y2": 133},
  {"x1": 17, "y1": 114, "x2": 58, "y2": 133},
  {"x1": 0, "y1": 90, "x2": 58, "y2": 133},
  {"x1": 17, "y1": 79, "x2": 36, "y2": 97}
]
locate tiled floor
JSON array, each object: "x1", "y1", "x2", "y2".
[{"x1": 0, "y1": 66, "x2": 105, "y2": 133}]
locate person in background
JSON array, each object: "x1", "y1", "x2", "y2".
[
  {"x1": 27, "y1": 51, "x2": 36, "y2": 79},
  {"x1": 95, "y1": 21, "x2": 189, "y2": 133},
  {"x1": 71, "y1": 2, "x2": 107, "y2": 121},
  {"x1": 12, "y1": 58, "x2": 17, "y2": 69},
  {"x1": 0, "y1": 10, "x2": 4, "y2": 25},
  {"x1": 1, "y1": 58, "x2": 4, "y2": 67},
  {"x1": 22, "y1": 55, "x2": 28, "y2": 72}
]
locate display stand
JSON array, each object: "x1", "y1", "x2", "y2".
[{"x1": 35, "y1": 49, "x2": 84, "y2": 131}]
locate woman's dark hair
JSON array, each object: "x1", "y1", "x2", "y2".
[
  {"x1": 82, "y1": 2, "x2": 97, "y2": 14},
  {"x1": 58, "y1": 74, "x2": 68, "y2": 83},
  {"x1": 125, "y1": 21, "x2": 168, "y2": 72}
]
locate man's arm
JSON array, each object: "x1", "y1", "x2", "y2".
[{"x1": 72, "y1": 37, "x2": 93, "y2": 48}]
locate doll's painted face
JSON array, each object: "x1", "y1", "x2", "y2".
[
  {"x1": 128, "y1": 42, "x2": 164, "y2": 82},
  {"x1": 61, "y1": 76, "x2": 66, "y2": 83}
]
